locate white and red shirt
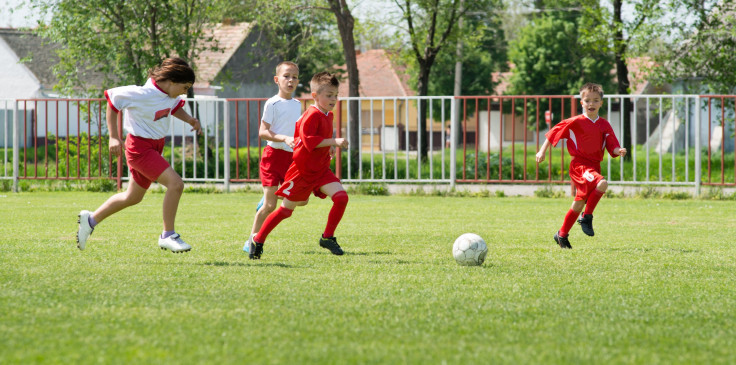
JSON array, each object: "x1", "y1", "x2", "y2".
[
  {"x1": 545, "y1": 114, "x2": 621, "y2": 165},
  {"x1": 261, "y1": 95, "x2": 301, "y2": 152},
  {"x1": 104, "y1": 78, "x2": 186, "y2": 140}
]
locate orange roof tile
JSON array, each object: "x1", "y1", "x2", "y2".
[{"x1": 336, "y1": 49, "x2": 414, "y2": 97}]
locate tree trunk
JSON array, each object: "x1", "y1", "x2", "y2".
[
  {"x1": 417, "y1": 60, "x2": 431, "y2": 158},
  {"x1": 614, "y1": 0, "x2": 632, "y2": 161},
  {"x1": 327, "y1": 0, "x2": 361, "y2": 175}
]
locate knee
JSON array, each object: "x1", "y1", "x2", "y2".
[
  {"x1": 124, "y1": 192, "x2": 144, "y2": 206},
  {"x1": 262, "y1": 201, "x2": 278, "y2": 213},
  {"x1": 597, "y1": 179, "x2": 608, "y2": 192},
  {"x1": 332, "y1": 191, "x2": 349, "y2": 205},
  {"x1": 168, "y1": 178, "x2": 184, "y2": 194}
]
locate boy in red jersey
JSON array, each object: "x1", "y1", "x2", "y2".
[
  {"x1": 245, "y1": 72, "x2": 349, "y2": 259},
  {"x1": 536, "y1": 83, "x2": 627, "y2": 249}
]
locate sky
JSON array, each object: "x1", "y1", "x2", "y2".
[{"x1": 0, "y1": 0, "x2": 45, "y2": 28}]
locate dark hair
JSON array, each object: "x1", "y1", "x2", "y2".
[
  {"x1": 310, "y1": 71, "x2": 339, "y2": 94},
  {"x1": 580, "y1": 82, "x2": 604, "y2": 98},
  {"x1": 276, "y1": 61, "x2": 299, "y2": 75},
  {"x1": 148, "y1": 57, "x2": 195, "y2": 84}
]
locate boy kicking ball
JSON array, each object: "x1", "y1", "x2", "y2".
[
  {"x1": 245, "y1": 72, "x2": 349, "y2": 259},
  {"x1": 536, "y1": 83, "x2": 627, "y2": 249}
]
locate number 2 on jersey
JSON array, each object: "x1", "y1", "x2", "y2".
[{"x1": 282, "y1": 180, "x2": 294, "y2": 196}]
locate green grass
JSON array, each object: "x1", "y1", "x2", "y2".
[{"x1": 1, "y1": 192, "x2": 736, "y2": 364}]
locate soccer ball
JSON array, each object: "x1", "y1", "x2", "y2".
[{"x1": 452, "y1": 233, "x2": 488, "y2": 266}]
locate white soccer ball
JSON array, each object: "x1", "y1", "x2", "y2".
[{"x1": 452, "y1": 233, "x2": 488, "y2": 266}]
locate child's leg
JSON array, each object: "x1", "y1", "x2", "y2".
[
  {"x1": 91, "y1": 179, "x2": 147, "y2": 224},
  {"x1": 254, "y1": 199, "x2": 300, "y2": 243},
  {"x1": 251, "y1": 186, "x2": 279, "y2": 235},
  {"x1": 320, "y1": 182, "x2": 349, "y2": 238},
  {"x1": 559, "y1": 200, "x2": 585, "y2": 237},
  {"x1": 583, "y1": 179, "x2": 607, "y2": 216},
  {"x1": 156, "y1": 167, "x2": 185, "y2": 232}
]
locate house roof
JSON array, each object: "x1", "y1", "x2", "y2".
[
  {"x1": 0, "y1": 28, "x2": 61, "y2": 89},
  {"x1": 336, "y1": 49, "x2": 414, "y2": 97},
  {"x1": 193, "y1": 22, "x2": 252, "y2": 88}
]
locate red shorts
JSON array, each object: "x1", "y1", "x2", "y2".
[
  {"x1": 275, "y1": 166, "x2": 340, "y2": 202},
  {"x1": 569, "y1": 159, "x2": 604, "y2": 201},
  {"x1": 260, "y1": 146, "x2": 293, "y2": 187},
  {"x1": 125, "y1": 135, "x2": 169, "y2": 189}
]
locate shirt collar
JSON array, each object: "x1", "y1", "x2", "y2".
[{"x1": 584, "y1": 114, "x2": 599, "y2": 123}]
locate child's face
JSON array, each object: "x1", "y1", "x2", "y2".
[
  {"x1": 167, "y1": 82, "x2": 192, "y2": 98},
  {"x1": 580, "y1": 91, "x2": 602, "y2": 117},
  {"x1": 312, "y1": 85, "x2": 338, "y2": 112},
  {"x1": 274, "y1": 65, "x2": 299, "y2": 96}
]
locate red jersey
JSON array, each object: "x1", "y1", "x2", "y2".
[
  {"x1": 291, "y1": 105, "x2": 334, "y2": 179},
  {"x1": 545, "y1": 114, "x2": 621, "y2": 165}
]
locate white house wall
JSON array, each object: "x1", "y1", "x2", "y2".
[{"x1": 0, "y1": 36, "x2": 41, "y2": 99}]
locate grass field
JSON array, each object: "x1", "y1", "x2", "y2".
[{"x1": 1, "y1": 191, "x2": 736, "y2": 364}]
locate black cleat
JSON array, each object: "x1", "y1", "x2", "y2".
[
  {"x1": 319, "y1": 236, "x2": 344, "y2": 255},
  {"x1": 577, "y1": 214, "x2": 594, "y2": 236},
  {"x1": 248, "y1": 237, "x2": 264, "y2": 260},
  {"x1": 554, "y1": 232, "x2": 572, "y2": 249}
]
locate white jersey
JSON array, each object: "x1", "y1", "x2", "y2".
[
  {"x1": 261, "y1": 95, "x2": 301, "y2": 152},
  {"x1": 104, "y1": 78, "x2": 186, "y2": 140}
]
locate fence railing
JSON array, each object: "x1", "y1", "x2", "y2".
[{"x1": 1, "y1": 95, "x2": 734, "y2": 194}]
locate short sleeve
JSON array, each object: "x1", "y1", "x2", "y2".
[
  {"x1": 299, "y1": 111, "x2": 325, "y2": 152},
  {"x1": 545, "y1": 118, "x2": 573, "y2": 147},
  {"x1": 104, "y1": 85, "x2": 138, "y2": 113},
  {"x1": 262, "y1": 101, "x2": 275, "y2": 125}
]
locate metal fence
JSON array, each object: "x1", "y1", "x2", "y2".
[{"x1": 1, "y1": 95, "x2": 734, "y2": 194}]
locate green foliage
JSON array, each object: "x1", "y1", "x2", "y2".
[
  {"x1": 534, "y1": 186, "x2": 568, "y2": 198},
  {"x1": 507, "y1": 12, "x2": 615, "y2": 97},
  {"x1": 648, "y1": 1, "x2": 735, "y2": 93},
  {"x1": 30, "y1": 0, "x2": 227, "y2": 95},
  {"x1": 347, "y1": 182, "x2": 390, "y2": 196}
]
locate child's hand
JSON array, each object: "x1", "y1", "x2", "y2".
[
  {"x1": 109, "y1": 137, "x2": 123, "y2": 157},
  {"x1": 189, "y1": 118, "x2": 202, "y2": 135},
  {"x1": 535, "y1": 151, "x2": 546, "y2": 163},
  {"x1": 285, "y1": 136, "x2": 295, "y2": 148},
  {"x1": 615, "y1": 147, "x2": 627, "y2": 157},
  {"x1": 335, "y1": 138, "x2": 348, "y2": 148}
]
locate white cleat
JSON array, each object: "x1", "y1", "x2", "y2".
[
  {"x1": 158, "y1": 234, "x2": 192, "y2": 253},
  {"x1": 77, "y1": 210, "x2": 94, "y2": 250}
]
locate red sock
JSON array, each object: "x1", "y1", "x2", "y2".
[
  {"x1": 254, "y1": 206, "x2": 293, "y2": 243},
  {"x1": 323, "y1": 191, "x2": 348, "y2": 237},
  {"x1": 559, "y1": 209, "x2": 579, "y2": 237},
  {"x1": 584, "y1": 189, "x2": 605, "y2": 216}
]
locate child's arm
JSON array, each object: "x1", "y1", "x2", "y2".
[
  {"x1": 316, "y1": 137, "x2": 348, "y2": 149},
  {"x1": 172, "y1": 108, "x2": 202, "y2": 134},
  {"x1": 259, "y1": 121, "x2": 295, "y2": 148},
  {"x1": 106, "y1": 104, "x2": 123, "y2": 157},
  {"x1": 535, "y1": 139, "x2": 551, "y2": 163}
]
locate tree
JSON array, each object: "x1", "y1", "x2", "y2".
[
  {"x1": 394, "y1": 0, "x2": 466, "y2": 158},
  {"x1": 507, "y1": 8, "x2": 615, "y2": 129},
  {"x1": 579, "y1": 0, "x2": 665, "y2": 158},
  {"x1": 28, "y1": 0, "x2": 226, "y2": 95},
  {"x1": 648, "y1": 0, "x2": 735, "y2": 94}
]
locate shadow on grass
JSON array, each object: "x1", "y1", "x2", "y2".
[
  {"x1": 202, "y1": 261, "x2": 295, "y2": 268},
  {"x1": 302, "y1": 250, "x2": 393, "y2": 256}
]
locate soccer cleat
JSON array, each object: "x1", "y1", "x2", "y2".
[
  {"x1": 248, "y1": 237, "x2": 264, "y2": 260},
  {"x1": 319, "y1": 236, "x2": 344, "y2": 256},
  {"x1": 256, "y1": 196, "x2": 264, "y2": 212},
  {"x1": 158, "y1": 234, "x2": 192, "y2": 253},
  {"x1": 76, "y1": 210, "x2": 94, "y2": 250},
  {"x1": 243, "y1": 233, "x2": 256, "y2": 253},
  {"x1": 554, "y1": 232, "x2": 572, "y2": 249},
  {"x1": 578, "y1": 214, "x2": 595, "y2": 236}
]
